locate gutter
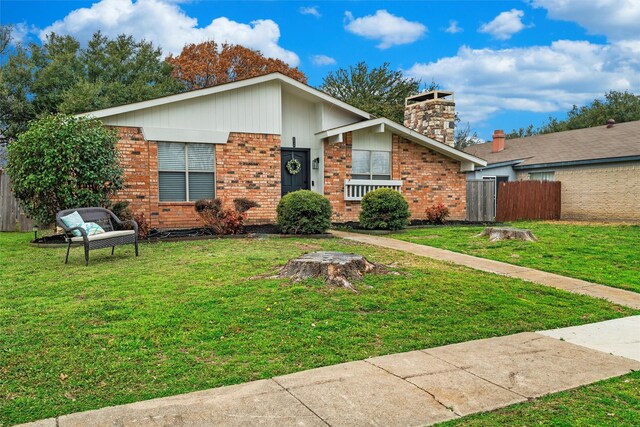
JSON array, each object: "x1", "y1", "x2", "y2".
[
  {"x1": 473, "y1": 159, "x2": 525, "y2": 171},
  {"x1": 513, "y1": 155, "x2": 640, "y2": 170}
]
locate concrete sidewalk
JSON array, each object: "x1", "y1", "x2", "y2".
[
  {"x1": 331, "y1": 230, "x2": 640, "y2": 309},
  {"x1": 21, "y1": 317, "x2": 640, "y2": 427}
]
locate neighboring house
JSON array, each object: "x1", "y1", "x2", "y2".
[
  {"x1": 465, "y1": 121, "x2": 640, "y2": 221},
  {"x1": 80, "y1": 72, "x2": 485, "y2": 229}
]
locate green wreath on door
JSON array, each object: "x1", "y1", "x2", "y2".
[{"x1": 286, "y1": 158, "x2": 302, "y2": 175}]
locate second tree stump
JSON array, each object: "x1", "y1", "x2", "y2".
[{"x1": 476, "y1": 227, "x2": 538, "y2": 242}]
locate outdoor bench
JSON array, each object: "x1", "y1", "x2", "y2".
[{"x1": 56, "y1": 207, "x2": 139, "y2": 266}]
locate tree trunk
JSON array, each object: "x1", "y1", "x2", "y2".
[
  {"x1": 476, "y1": 227, "x2": 538, "y2": 242},
  {"x1": 276, "y1": 251, "x2": 384, "y2": 292}
]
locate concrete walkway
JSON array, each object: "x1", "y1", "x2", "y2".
[
  {"x1": 20, "y1": 317, "x2": 640, "y2": 427},
  {"x1": 331, "y1": 230, "x2": 640, "y2": 309}
]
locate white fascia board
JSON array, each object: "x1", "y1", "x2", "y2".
[
  {"x1": 317, "y1": 118, "x2": 486, "y2": 167},
  {"x1": 278, "y1": 78, "x2": 372, "y2": 120},
  {"x1": 143, "y1": 127, "x2": 230, "y2": 144},
  {"x1": 77, "y1": 73, "x2": 372, "y2": 121},
  {"x1": 316, "y1": 118, "x2": 386, "y2": 138}
]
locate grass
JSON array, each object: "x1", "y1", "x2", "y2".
[
  {"x1": 0, "y1": 232, "x2": 636, "y2": 425},
  {"x1": 440, "y1": 371, "x2": 640, "y2": 426},
  {"x1": 391, "y1": 221, "x2": 640, "y2": 293}
]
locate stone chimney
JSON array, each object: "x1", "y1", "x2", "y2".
[
  {"x1": 492, "y1": 130, "x2": 505, "y2": 153},
  {"x1": 404, "y1": 90, "x2": 455, "y2": 147}
]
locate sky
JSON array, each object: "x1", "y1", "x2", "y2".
[{"x1": 2, "y1": 0, "x2": 639, "y2": 140}]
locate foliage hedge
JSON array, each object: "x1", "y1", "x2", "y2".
[
  {"x1": 359, "y1": 188, "x2": 410, "y2": 230},
  {"x1": 6, "y1": 114, "x2": 123, "y2": 226},
  {"x1": 276, "y1": 190, "x2": 332, "y2": 234}
]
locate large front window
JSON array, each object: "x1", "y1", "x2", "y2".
[
  {"x1": 352, "y1": 150, "x2": 391, "y2": 180},
  {"x1": 158, "y1": 142, "x2": 215, "y2": 202}
]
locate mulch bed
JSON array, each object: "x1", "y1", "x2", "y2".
[{"x1": 31, "y1": 224, "x2": 333, "y2": 247}]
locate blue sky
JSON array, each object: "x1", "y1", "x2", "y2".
[{"x1": 2, "y1": 0, "x2": 639, "y2": 140}]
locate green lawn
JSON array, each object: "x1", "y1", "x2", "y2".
[
  {"x1": 440, "y1": 371, "x2": 640, "y2": 427},
  {"x1": 391, "y1": 221, "x2": 640, "y2": 293},
  {"x1": 0, "y1": 232, "x2": 635, "y2": 425}
]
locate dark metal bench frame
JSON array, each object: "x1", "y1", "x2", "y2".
[{"x1": 56, "y1": 207, "x2": 139, "y2": 266}]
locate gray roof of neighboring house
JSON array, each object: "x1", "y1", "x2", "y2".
[{"x1": 464, "y1": 120, "x2": 640, "y2": 167}]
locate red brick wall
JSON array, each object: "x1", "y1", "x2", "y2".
[
  {"x1": 216, "y1": 133, "x2": 281, "y2": 223},
  {"x1": 113, "y1": 127, "x2": 280, "y2": 229},
  {"x1": 392, "y1": 135, "x2": 466, "y2": 220},
  {"x1": 114, "y1": 126, "x2": 465, "y2": 228},
  {"x1": 324, "y1": 132, "x2": 466, "y2": 222},
  {"x1": 112, "y1": 127, "x2": 160, "y2": 226},
  {"x1": 323, "y1": 132, "x2": 361, "y2": 221}
]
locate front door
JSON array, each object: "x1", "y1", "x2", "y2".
[{"x1": 281, "y1": 148, "x2": 310, "y2": 196}]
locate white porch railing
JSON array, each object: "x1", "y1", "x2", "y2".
[{"x1": 344, "y1": 179, "x2": 403, "y2": 201}]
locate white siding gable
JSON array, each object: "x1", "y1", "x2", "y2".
[
  {"x1": 352, "y1": 128, "x2": 392, "y2": 151},
  {"x1": 101, "y1": 80, "x2": 282, "y2": 135}
]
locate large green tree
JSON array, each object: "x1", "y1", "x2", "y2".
[
  {"x1": 6, "y1": 114, "x2": 123, "y2": 226},
  {"x1": 506, "y1": 91, "x2": 640, "y2": 139},
  {"x1": 0, "y1": 31, "x2": 182, "y2": 140},
  {"x1": 320, "y1": 62, "x2": 423, "y2": 124}
]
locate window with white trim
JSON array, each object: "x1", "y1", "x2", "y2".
[
  {"x1": 158, "y1": 142, "x2": 215, "y2": 202},
  {"x1": 528, "y1": 171, "x2": 555, "y2": 181},
  {"x1": 352, "y1": 150, "x2": 391, "y2": 180}
]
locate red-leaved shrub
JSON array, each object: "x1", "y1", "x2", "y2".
[
  {"x1": 195, "y1": 198, "x2": 259, "y2": 234},
  {"x1": 425, "y1": 203, "x2": 450, "y2": 224},
  {"x1": 133, "y1": 212, "x2": 150, "y2": 239}
]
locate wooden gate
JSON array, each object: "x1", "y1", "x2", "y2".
[
  {"x1": 0, "y1": 170, "x2": 33, "y2": 231},
  {"x1": 466, "y1": 180, "x2": 495, "y2": 222},
  {"x1": 496, "y1": 181, "x2": 561, "y2": 222}
]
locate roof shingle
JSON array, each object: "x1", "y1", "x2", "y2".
[{"x1": 464, "y1": 120, "x2": 640, "y2": 166}]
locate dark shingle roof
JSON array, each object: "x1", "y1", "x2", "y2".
[{"x1": 464, "y1": 120, "x2": 640, "y2": 166}]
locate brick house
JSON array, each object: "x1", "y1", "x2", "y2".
[
  {"x1": 465, "y1": 121, "x2": 640, "y2": 221},
  {"x1": 81, "y1": 73, "x2": 486, "y2": 229}
]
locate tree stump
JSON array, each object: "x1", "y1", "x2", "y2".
[
  {"x1": 276, "y1": 251, "x2": 384, "y2": 292},
  {"x1": 476, "y1": 227, "x2": 538, "y2": 242}
]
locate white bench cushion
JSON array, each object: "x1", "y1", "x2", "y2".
[{"x1": 71, "y1": 230, "x2": 135, "y2": 242}]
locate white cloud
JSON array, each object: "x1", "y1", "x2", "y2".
[
  {"x1": 405, "y1": 41, "x2": 639, "y2": 123},
  {"x1": 38, "y1": 0, "x2": 300, "y2": 65},
  {"x1": 9, "y1": 23, "x2": 38, "y2": 45},
  {"x1": 344, "y1": 9, "x2": 426, "y2": 49},
  {"x1": 445, "y1": 20, "x2": 463, "y2": 34},
  {"x1": 311, "y1": 54, "x2": 336, "y2": 66},
  {"x1": 532, "y1": 0, "x2": 640, "y2": 42},
  {"x1": 479, "y1": 9, "x2": 531, "y2": 40},
  {"x1": 299, "y1": 6, "x2": 321, "y2": 18}
]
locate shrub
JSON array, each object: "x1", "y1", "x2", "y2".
[
  {"x1": 195, "y1": 198, "x2": 221, "y2": 214},
  {"x1": 6, "y1": 114, "x2": 123, "y2": 226},
  {"x1": 233, "y1": 198, "x2": 260, "y2": 213},
  {"x1": 195, "y1": 198, "x2": 258, "y2": 235},
  {"x1": 133, "y1": 212, "x2": 150, "y2": 239},
  {"x1": 425, "y1": 203, "x2": 450, "y2": 224},
  {"x1": 111, "y1": 201, "x2": 133, "y2": 222},
  {"x1": 276, "y1": 190, "x2": 332, "y2": 234},
  {"x1": 359, "y1": 188, "x2": 410, "y2": 230}
]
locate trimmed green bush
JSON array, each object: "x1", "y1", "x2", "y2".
[
  {"x1": 277, "y1": 190, "x2": 332, "y2": 234},
  {"x1": 359, "y1": 188, "x2": 410, "y2": 230}
]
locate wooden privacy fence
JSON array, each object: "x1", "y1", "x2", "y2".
[
  {"x1": 466, "y1": 180, "x2": 496, "y2": 222},
  {"x1": 496, "y1": 180, "x2": 561, "y2": 222},
  {"x1": 0, "y1": 170, "x2": 33, "y2": 232}
]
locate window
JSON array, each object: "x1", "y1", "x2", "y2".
[
  {"x1": 158, "y1": 142, "x2": 215, "y2": 202},
  {"x1": 352, "y1": 150, "x2": 391, "y2": 180},
  {"x1": 528, "y1": 171, "x2": 555, "y2": 181}
]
